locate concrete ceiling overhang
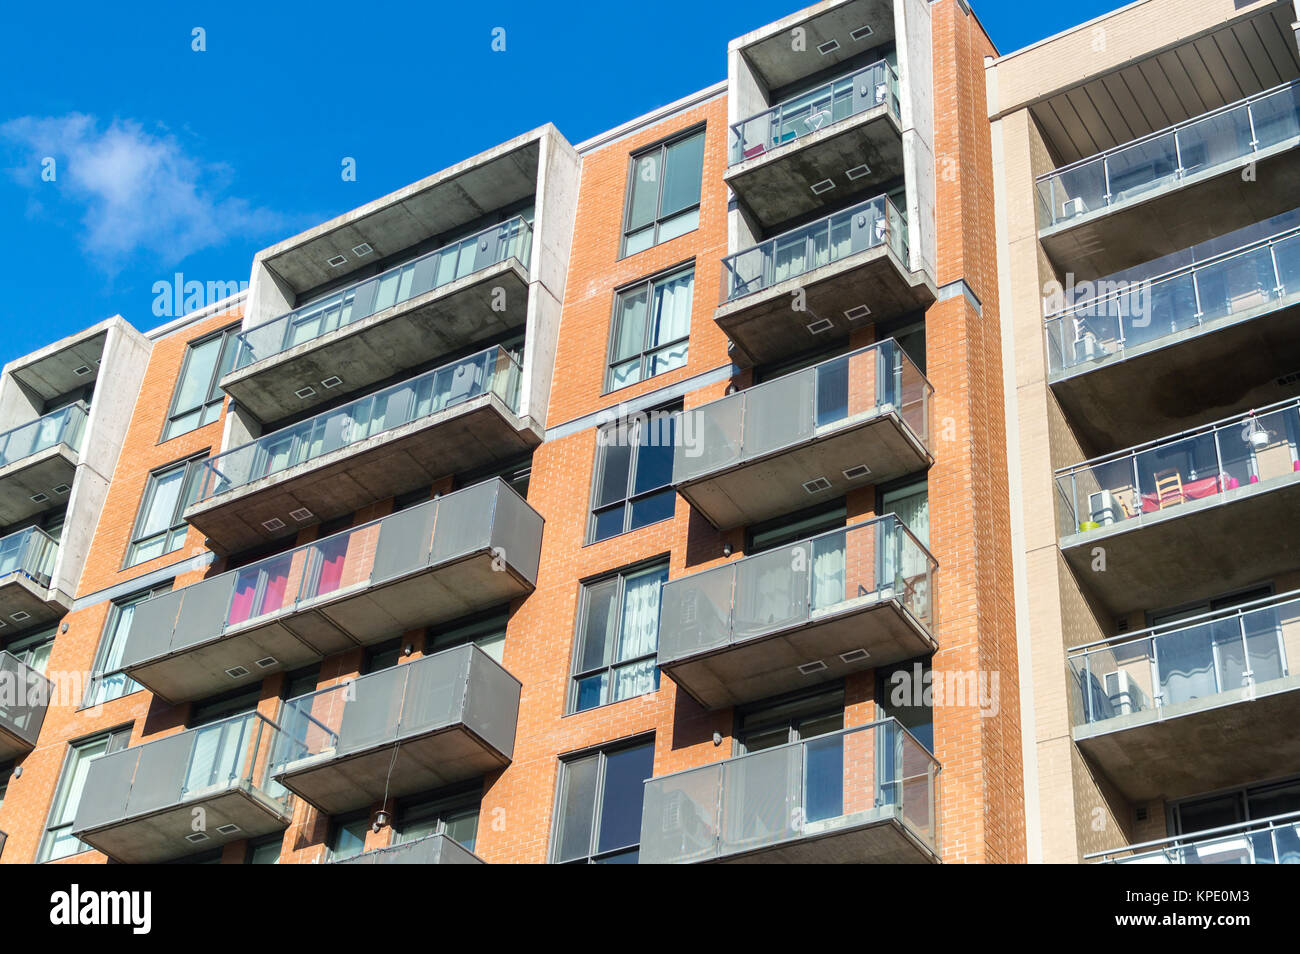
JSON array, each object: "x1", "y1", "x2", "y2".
[
  {"x1": 736, "y1": 0, "x2": 897, "y2": 93},
  {"x1": 258, "y1": 135, "x2": 543, "y2": 296},
  {"x1": 1031, "y1": 4, "x2": 1300, "y2": 166},
  {"x1": 9, "y1": 330, "x2": 106, "y2": 401}
]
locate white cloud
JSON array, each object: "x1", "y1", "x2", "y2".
[{"x1": 1, "y1": 113, "x2": 290, "y2": 271}]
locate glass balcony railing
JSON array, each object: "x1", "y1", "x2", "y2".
[
  {"x1": 1092, "y1": 811, "x2": 1300, "y2": 864},
  {"x1": 193, "y1": 346, "x2": 521, "y2": 503},
  {"x1": 639, "y1": 718, "x2": 938, "y2": 864},
  {"x1": 674, "y1": 339, "x2": 930, "y2": 485},
  {"x1": 0, "y1": 403, "x2": 87, "y2": 470},
  {"x1": 122, "y1": 479, "x2": 535, "y2": 673},
  {"x1": 720, "y1": 195, "x2": 908, "y2": 303},
  {"x1": 329, "y1": 832, "x2": 483, "y2": 865},
  {"x1": 1070, "y1": 589, "x2": 1300, "y2": 730},
  {"x1": 232, "y1": 216, "x2": 533, "y2": 370},
  {"x1": 0, "y1": 650, "x2": 52, "y2": 749},
  {"x1": 658, "y1": 513, "x2": 935, "y2": 666},
  {"x1": 72, "y1": 711, "x2": 290, "y2": 838},
  {"x1": 1036, "y1": 80, "x2": 1300, "y2": 230},
  {"x1": 269, "y1": 643, "x2": 517, "y2": 778},
  {"x1": 729, "y1": 60, "x2": 900, "y2": 165},
  {"x1": 0, "y1": 526, "x2": 58, "y2": 589},
  {"x1": 1055, "y1": 397, "x2": 1300, "y2": 536},
  {"x1": 1046, "y1": 225, "x2": 1300, "y2": 373}
]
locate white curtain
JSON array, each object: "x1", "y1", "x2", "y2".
[
  {"x1": 811, "y1": 535, "x2": 846, "y2": 610},
  {"x1": 649, "y1": 272, "x2": 693, "y2": 348},
  {"x1": 1156, "y1": 628, "x2": 1218, "y2": 704},
  {"x1": 612, "y1": 570, "x2": 664, "y2": 700}
]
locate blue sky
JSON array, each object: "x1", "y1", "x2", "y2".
[{"x1": 0, "y1": 0, "x2": 1119, "y2": 362}]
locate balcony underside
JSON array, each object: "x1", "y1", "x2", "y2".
[
  {"x1": 726, "y1": 110, "x2": 903, "y2": 229},
  {"x1": 1061, "y1": 472, "x2": 1300, "y2": 615},
  {"x1": 126, "y1": 549, "x2": 532, "y2": 703},
  {"x1": 710, "y1": 813, "x2": 938, "y2": 864},
  {"x1": 716, "y1": 246, "x2": 935, "y2": 368},
  {"x1": 186, "y1": 395, "x2": 538, "y2": 553},
  {"x1": 0, "y1": 576, "x2": 68, "y2": 629},
  {"x1": 0, "y1": 723, "x2": 36, "y2": 762},
  {"x1": 259, "y1": 137, "x2": 539, "y2": 294},
  {"x1": 275, "y1": 726, "x2": 509, "y2": 817},
  {"x1": 1051, "y1": 296, "x2": 1300, "y2": 452},
  {"x1": 678, "y1": 411, "x2": 930, "y2": 531},
  {"x1": 76, "y1": 787, "x2": 291, "y2": 865},
  {"x1": 1040, "y1": 143, "x2": 1300, "y2": 280},
  {"x1": 664, "y1": 596, "x2": 935, "y2": 710},
  {"x1": 0, "y1": 446, "x2": 76, "y2": 525},
  {"x1": 1076, "y1": 676, "x2": 1300, "y2": 802},
  {"x1": 223, "y1": 263, "x2": 529, "y2": 423}
]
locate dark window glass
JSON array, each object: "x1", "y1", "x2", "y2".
[
  {"x1": 552, "y1": 739, "x2": 654, "y2": 864},
  {"x1": 589, "y1": 407, "x2": 679, "y2": 543},
  {"x1": 622, "y1": 130, "x2": 704, "y2": 257}
]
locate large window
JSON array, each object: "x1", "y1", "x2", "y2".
[
  {"x1": 38, "y1": 726, "x2": 132, "y2": 862},
  {"x1": 606, "y1": 267, "x2": 693, "y2": 391},
  {"x1": 877, "y1": 657, "x2": 933, "y2": 754},
  {"x1": 429, "y1": 612, "x2": 508, "y2": 664},
  {"x1": 623, "y1": 129, "x2": 705, "y2": 257},
  {"x1": 125, "y1": 456, "x2": 205, "y2": 566},
  {"x1": 162, "y1": 325, "x2": 239, "y2": 441},
  {"x1": 328, "y1": 814, "x2": 371, "y2": 862},
  {"x1": 552, "y1": 738, "x2": 654, "y2": 864},
  {"x1": 589, "y1": 407, "x2": 677, "y2": 543},
  {"x1": 394, "y1": 791, "x2": 482, "y2": 852},
  {"x1": 570, "y1": 562, "x2": 667, "y2": 712},
  {"x1": 4, "y1": 627, "x2": 54, "y2": 675},
  {"x1": 85, "y1": 584, "x2": 171, "y2": 706}
]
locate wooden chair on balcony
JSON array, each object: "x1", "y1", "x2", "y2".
[{"x1": 1153, "y1": 469, "x2": 1185, "y2": 509}]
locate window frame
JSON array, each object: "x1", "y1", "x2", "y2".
[
  {"x1": 393, "y1": 787, "x2": 484, "y2": 851},
  {"x1": 124, "y1": 454, "x2": 208, "y2": 568},
  {"x1": 603, "y1": 265, "x2": 695, "y2": 393},
  {"x1": 620, "y1": 126, "x2": 706, "y2": 258},
  {"x1": 37, "y1": 725, "x2": 132, "y2": 862},
  {"x1": 568, "y1": 560, "x2": 669, "y2": 713},
  {"x1": 326, "y1": 812, "x2": 372, "y2": 862},
  {"x1": 550, "y1": 736, "x2": 655, "y2": 864},
  {"x1": 84, "y1": 582, "x2": 173, "y2": 707},
  {"x1": 587, "y1": 403, "x2": 680, "y2": 544},
  {"x1": 160, "y1": 323, "x2": 240, "y2": 443}
]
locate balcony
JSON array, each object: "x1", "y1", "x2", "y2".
[
  {"x1": 1046, "y1": 222, "x2": 1300, "y2": 450},
  {"x1": 269, "y1": 644, "x2": 519, "y2": 816},
  {"x1": 122, "y1": 480, "x2": 543, "y2": 707},
  {"x1": 186, "y1": 346, "x2": 534, "y2": 552},
  {"x1": 0, "y1": 403, "x2": 86, "y2": 525},
  {"x1": 122, "y1": 478, "x2": 541, "y2": 703},
  {"x1": 0, "y1": 526, "x2": 64, "y2": 628},
  {"x1": 1055, "y1": 398, "x2": 1300, "y2": 614},
  {"x1": 71, "y1": 711, "x2": 292, "y2": 864},
  {"x1": 726, "y1": 61, "x2": 902, "y2": 229},
  {"x1": 639, "y1": 718, "x2": 939, "y2": 864},
  {"x1": 659, "y1": 515, "x2": 935, "y2": 709},
  {"x1": 1091, "y1": 812, "x2": 1300, "y2": 865},
  {"x1": 1070, "y1": 591, "x2": 1300, "y2": 802},
  {"x1": 0, "y1": 650, "x2": 51, "y2": 761},
  {"x1": 716, "y1": 197, "x2": 934, "y2": 367},
  {"x1": 1036, "y1": 80, "x2": 1300, "y2": 278},
  {"x1": 224, "y1": 218, "x2": 533, "y2": 424},
  {"x1": 330, "y1": 832, "x2": 484, "y2": 865},
  {"x1": 674, "y1": 340, "x2": 931, "y2": 530}
]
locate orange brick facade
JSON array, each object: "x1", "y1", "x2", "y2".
[{"x1": 0, "y1": 0, "x2": 1025, "y2": 865}]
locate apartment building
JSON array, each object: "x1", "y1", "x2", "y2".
[
  {"x1": 991, "y1": 0, "x2": 1300, "y2": 863},
  {"x1": 0, "y1": 0, "x2": 1025, "y2": 865}
]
